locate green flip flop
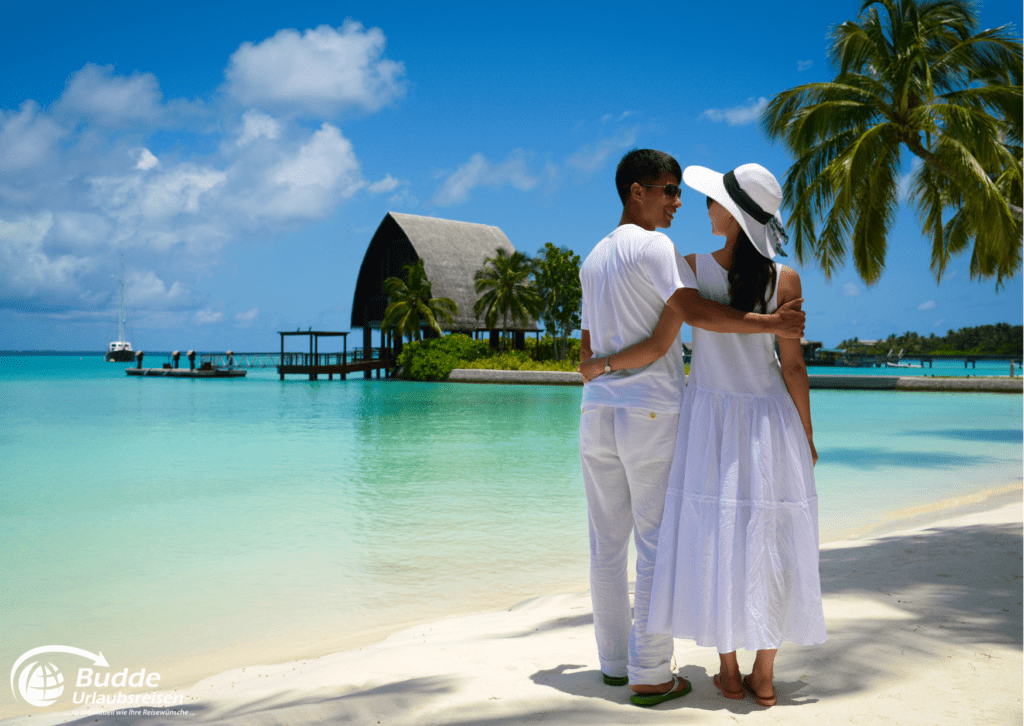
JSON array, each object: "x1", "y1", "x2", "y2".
[
  {"x1": 603, "y1": 673, "x2": 629, "y2": 686},
  {"x1": 629, "y1": 676, "x2": 692, "y2": 707}
]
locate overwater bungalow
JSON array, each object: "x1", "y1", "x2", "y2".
[{"x1": 351, "y1": 212, "x2": 539, "y2": 354}]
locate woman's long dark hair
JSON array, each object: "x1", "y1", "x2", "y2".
[{"x1": 708, "y1": 197, "x2": 777, "y2": 313}]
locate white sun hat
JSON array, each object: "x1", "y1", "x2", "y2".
[{"x1": 682, "y1": 163, "x2": 789, "y2": 259}]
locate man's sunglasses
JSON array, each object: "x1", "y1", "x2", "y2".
[{"x1": 642, "y1": 184, "x2": 682, "y2": 199}]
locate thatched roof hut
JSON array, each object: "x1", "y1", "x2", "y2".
[{"x1": 351, "y1": 212, "x2": 538, "y2": 334}]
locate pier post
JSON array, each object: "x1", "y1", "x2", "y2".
[{"x1": 363, "y1": 326, "x2": 372, "y2": 379}]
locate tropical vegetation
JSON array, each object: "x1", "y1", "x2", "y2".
[
  {"x1": 392, "y1": 242, "x2": 586, "y2": 379},
  {"x1": 473, "y1": 248, "x2": 544, "y2": 350},
  {"x1": 761, "y1": 0, "x2": 1023, "y2": 287},
  {"x1": 381, "y1": 259, "x2": 458, "y2": 343},
  {"x1": 838, "y1": 322, "x2": 1022, "y2": 355},
  {"x1": 397, "y1": 333, "x2": 580, "y2": 381},
  {"x1": 533, "y1": 242, "x2": 583, "y2": 361}
]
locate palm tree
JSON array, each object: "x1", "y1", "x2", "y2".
[
  {"x1": 473, "y1": 248, "x2": 543, "y2": 351},
  {"x1": 533, "y1": 242, "x2": 582, "y2": 361},
  {"x1": 381, "y1": 259, "x2": 458, "y2": 343},
  {"x1": 761, "y1": 0, "x2": 1022, "y2": 287}
]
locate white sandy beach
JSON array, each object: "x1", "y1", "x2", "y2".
[{"x1": 7, "y1": 496, "x2": 1021, "y2": 726}]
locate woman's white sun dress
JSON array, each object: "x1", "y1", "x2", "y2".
[{"x1": 647, "y1": 253, "x2": 827, "y2": 652}]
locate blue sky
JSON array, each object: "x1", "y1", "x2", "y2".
[{"x1": 1, "y1": 0, "x2": 1020, "y2": 352}]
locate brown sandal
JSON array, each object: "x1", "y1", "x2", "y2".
[
  {"x1": 742, "y1": 675, "x2": 776, "y2": 707},
  {"x1": 714, "y1": 673, "x2": 745, "y2": 700}
]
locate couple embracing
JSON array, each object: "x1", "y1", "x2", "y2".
[{"x1": 577, "y1": 149, "x2": 826, "y2": 708}]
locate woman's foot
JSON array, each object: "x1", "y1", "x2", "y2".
[
  {"x1": 742, "y1": 674, "x2": 777, "y2": 707},
  {"x1": 713, "y1": 672, "x2": 745, "y2": 700}
]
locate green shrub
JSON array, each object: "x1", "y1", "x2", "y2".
[
  {"x1": 464, "y1": 352, "x2": 578, "y2": 372},
  {"x1": 397, "y1": 333, "x2": 583, "y2": 380},
  {"x1": 397, "y1": 334, "x2": 494, "y2": 381},
  {"x1": 524, "y1": 334, "x2": 581, "y2": 363}
]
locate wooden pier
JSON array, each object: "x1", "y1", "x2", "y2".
[
  {"x1": 811, "y1": 351, "x2": 1023, "y2": 370},
  {"x1": 127, "y1": 367, "x2": 245, "y2": 378},
  {"x1": 278, "y1": 331, "x2": 394, "y2": 380}
]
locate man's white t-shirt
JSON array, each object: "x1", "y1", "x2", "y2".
[{"x1": 580, "y1": 224, "x2": 695, "y2": 413}]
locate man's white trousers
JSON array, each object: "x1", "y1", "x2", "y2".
[{"x1": 580, "y1": 404, "x2": 678, "y2": 685}]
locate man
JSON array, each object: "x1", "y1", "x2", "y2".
[{"x1": 578, "y1": 148, "x2": 804, "y2": 706}]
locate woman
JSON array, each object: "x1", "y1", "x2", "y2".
[{"x1": 580, "y1": 163, "x2": 826, "y2": 707}]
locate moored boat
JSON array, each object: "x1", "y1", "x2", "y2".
[{"x1": 105, "y1": 256, "x2": 134, "y2": 362}]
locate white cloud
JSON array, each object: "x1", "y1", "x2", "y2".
[
  {"x1": 224, "y1": 21, "x2": 407, "y2": 116},
  {"x1": 432, "y1": 150, "x2": 538, "y2": 206},
  {"x1": 699, "y1": 97, "x2": 769, "y2": 126},
  {"x1": 388, "y1": 189, "x2": 419, "y2": 208},
  {"x1": 253, "y1": 122, "x2": 363, "y2": 218},
  {"x1": 0, "y1": 101, "x2": 66, "y2": 172},
  {"x1": 797, "y1": 60, "x2": 814, "y2": 71},
  {"x1": 135, "y1": 149, "x2": 160, "y2": 171},
  {"x1": 933, "y1": 318, "x2": 945, "y2": 328},
  {"x1": 52, "y1": 212, "x2": 113, "y2": 249},
  {"x1": 600, "y1": 111, "x2": 633, "y2": 124},
  {"x1": 841, "y1": 282, "x2": 862, "y2": 297},
  {"x1": 236, "y1": 110, "x2": 282, "y2": 146},
  {"x1": 234, "y1": 307, "x2": 259, "y2": 323},
  {"x1": 368, "y1": 174, "x2": 400, "y2": 193},
  {"x1": 56, "y1": 64, "x2": 164, "y2": 126},
  {"x1": 195, "y1": 308, "x2": 223, "y2": 324},
  {"x1": 566, "y1": 129, "x2": 638, "y2": 174},
  {"x1": 88, "y1": 163, "x2": 229, "y2": 251},
  {"x1": 3, "y1": 104, "x2": 367, "y2": 274},
  {"x1": 125, "y1": 269, "x2": 189, "y2": 308},
  {"x1": 1, "y1": 44, "x2": 381, "y2": 321},
  {"x1": 917, "y1": 300, "x2": 936, "y2": 310},
  {"x1": 0, "y1": 212, "x2": 92, "y2": 304}
]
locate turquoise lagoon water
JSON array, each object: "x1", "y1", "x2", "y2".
[{"x1": 1, "y1": 355, "x2": 1021, "y2": 701}]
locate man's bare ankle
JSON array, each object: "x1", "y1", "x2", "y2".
[{"x1": 632, "y1": 678, "x2": 674, "y2": 694}]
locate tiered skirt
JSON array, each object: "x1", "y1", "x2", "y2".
[{"x1": 647, "y1": 383, "x2": 827, "y2": 652}]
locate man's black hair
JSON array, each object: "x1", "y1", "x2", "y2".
[{"x1": 615, "y1": 149, "x2": 682, "y2": 204}]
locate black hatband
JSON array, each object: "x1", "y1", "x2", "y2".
[{"x1": 723, "y1": 170, "x2": 773, "y2": 225}]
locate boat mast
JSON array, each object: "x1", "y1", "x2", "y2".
[{"x1": 118, "y1": 254, "x2": 125, "y2": 342}]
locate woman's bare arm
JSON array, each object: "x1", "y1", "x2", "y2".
[{"x1": 776, "y1": 266, "x2": 817, "y2": 464}]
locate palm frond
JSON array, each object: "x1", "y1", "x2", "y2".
[{"x1": 762, "y1": 0, "x2": 1022, "y2": 286}]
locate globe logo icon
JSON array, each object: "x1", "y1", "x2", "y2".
[{"x1": 17, "y1": 661, "x2": 64, "y2": 707}]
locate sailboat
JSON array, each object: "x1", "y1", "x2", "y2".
[{"x1": 104, "y1": 256, "x2": 135, "y2": 362}]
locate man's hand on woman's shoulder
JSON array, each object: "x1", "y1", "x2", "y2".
[
  {"x1": 773, "y1": 298, "x2": 805, "y2": 339},
  {"x1": 773, "y1": 266, "x2": 805, "y2": 339}
]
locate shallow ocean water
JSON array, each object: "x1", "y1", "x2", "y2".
[{"x1": 1, "y1": 355, "x2": 1020, "y2": 698}]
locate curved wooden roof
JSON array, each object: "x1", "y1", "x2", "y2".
[{"x1": 351, "y1": 212, "x2": 536, "y2": 331}]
